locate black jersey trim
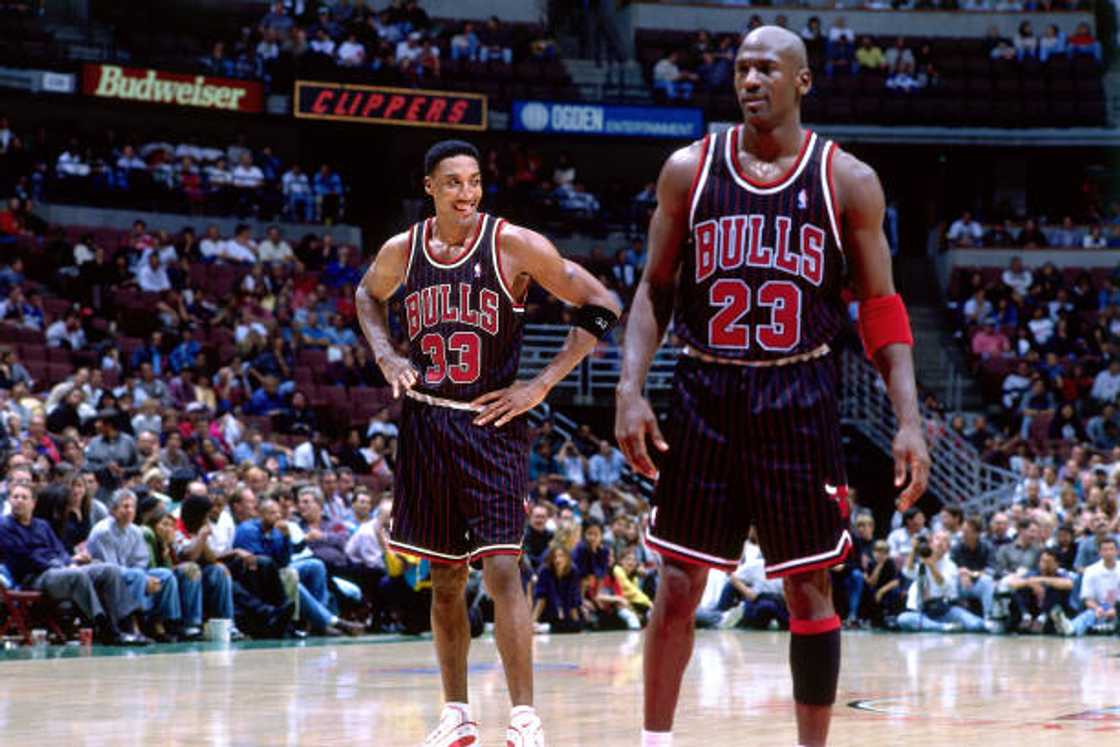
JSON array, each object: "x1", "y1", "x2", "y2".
[
  {"x1": 421, "y1": 213, "x2": 488, "y2": 269},
  {"x1": 725, "y1": 126, "x2": 816, "y2": 195}
]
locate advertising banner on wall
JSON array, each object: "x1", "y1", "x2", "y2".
[
  {"x1": 511, "y1": 100, "x2": 704, "y2": 139},
  {"x1": 82, "y1": 64, "x2": 264, "y2": 113},
  {"x1": 294, "y1": 80, "x2": 488, "y2": 131},
  {"x1": 0, "y1": 66, "x2": 76, "y2": 94}
]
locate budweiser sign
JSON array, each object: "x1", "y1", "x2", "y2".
[
  {"x1": 82, "y1": 64, "x2": 263, "y2": 113},
  {"x1": 294, "y1": 80, "x2": 487, "y2": 131}
]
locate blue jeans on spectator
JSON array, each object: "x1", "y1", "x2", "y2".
[
  {"x1": 654, "y1": 79, "x2": 693, "y2": 101},
  {"x1": 0, "y1": 563, "x2": 13, "y2": 588},
  {"x1": 178, "y1": 563, "x2": 234, "y2": 625},
  {"x1": 1070, "y1": 606, "x2": 1119, "y2": 636},
  {"x1": 844, "y1": 569, "x2": 865, "y2": 620},
  {"x1": 897, "y1": 604, "x2": 988, "y2": 632},
  {"x1": 480, "y1": 46, "x2": 512, "y2": 64},
  {"x1": 959, "y1": 574, "x2": 995, "y2": 618},
  {"x1": 122, "y1": 567, "x2": 181, "y2": 623},
  {"x1": 288, "y1": 194, "x2": 314, "y2": 222},
  {"x1": 294, "y1": 557, "x2": 335, "y2": 632}
]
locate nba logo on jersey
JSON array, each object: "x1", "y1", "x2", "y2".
[{"x1": 797, "y1": 189, "x2": 808, "y2": 210}]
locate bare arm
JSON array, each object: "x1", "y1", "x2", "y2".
[
  {"x1": 472, "y1": 224, "x2": 620, "y2": 427},
  {"x1": 835, "y1": 149, "x2": 930, "y2": 509},
  {"x1": 614, "y1": 142, "x2": 701, "y2": 477},
  {"x1": 355, "y1": 232, "x2": 417, "y2": 398}
]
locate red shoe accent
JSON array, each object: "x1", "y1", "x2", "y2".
[{"x1": 450, "y1": 738, "x2": 476, "y2": 747}]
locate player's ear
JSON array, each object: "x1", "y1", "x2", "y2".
[
  {"x1": 423, "y1": 175, "x2": 433, "y2": 197},
  {"x1": 797, "y1": 67, "x2": 812, "y2": 98}
]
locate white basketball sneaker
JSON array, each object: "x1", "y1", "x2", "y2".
[
  {"x1": 422, "y1": 704, "x2": 479, "y2": 747},
  {"x1": 506, "y1": 706, "x2": 545, "y2": 747}
]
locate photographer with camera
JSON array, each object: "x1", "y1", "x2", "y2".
[{"x1": 897, "y1": 529, "x2": 994, "y2": 633}]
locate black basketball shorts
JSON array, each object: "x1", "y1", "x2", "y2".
[
  {"x1": 646, "y1": 354, "x2": 852, "y2": 579},
  {"x1": 389, "y1": 396, "x2": 530, "y2": 564}
]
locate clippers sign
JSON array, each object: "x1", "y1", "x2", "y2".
[
  {"x1": 83, "y1": 64, "x2": 263, "y2": 113},
  {"x1": 294, "y1": 81, "x2": 487, "y2": 131}
]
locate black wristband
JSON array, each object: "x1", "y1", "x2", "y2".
[{"x1": 573, "y1": 304, "x2": 619, "y2": 339}]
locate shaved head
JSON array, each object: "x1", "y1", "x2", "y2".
[{"x1": 741, "y1": 25, "x2": 809, "y2": 70}]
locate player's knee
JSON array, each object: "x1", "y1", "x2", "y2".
[
  {"x1": 658, "y1": 562, "x2": 707, "y2": 614},
  {"x1": 481, "y1": 555, "x2": 521, "y2": 597},
  {"x1": 430, "y1": 563, "x2": 469, "y2": 605}
]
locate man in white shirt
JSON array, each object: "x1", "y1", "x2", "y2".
[
  {"x1": 231, "y1": 153, "x2": 264, "y2": 190},
  {"x1": 45, "y1": 311, "x2": 87, "y2": 350},
  {"x1": 136, "y1": 252, "x2": 172, "y2": 293},
  {"x1": 714, "y1": 538, "x2": 788, "y2": 630},
  {"x1": 827, "y1": 16, "x2": 855, "y2": 43},
  {"x1": 652, "y1": 51, "x2": 696, "y2": 101},
  {"x1": 282, "y1": 164, "x2": 313, "y2": 222},
  {"x1": 947, "y1": 211, "x2": 983, "y2": 248},
  {"x1": 337, "y1": 33, "x2": 366, "y2": 66},
  {"x1": 1066, "y1": 537, "x2": 1119, "y2": 635},
  {"x1": 219, "y1": 224, "x2": 258, "y2": 264},
  {"x1": 199, "y1": 225, "x2": 226, "y2": 260},
  {"x1": 116, "y1": 145, "x2": 146, "y2": 172},
  {"x1": 897, "y1": 530, "x2": 991, "y2": 632},
  {"x1": 258, "y1": 225, "x2": 295, "y2": 265},
  {"x1": 588, "y1": 440, "x2": 626, "y2": 487},
  {"x1": 887, "y1": 506, "x2": 926, "y2": 567},
  {"x1": 1091, "y1": 360, "x2": 1120, "y2": 405},
  {"x1": 1001, "y1": 361, "x2": 1033, "y2": 410},
  {"x1": 293, "y1": 429, "x2": 334, "y2": 471},
  {"x1": 1000, "y1": 256, "x2": 1033, "y2": 296}
]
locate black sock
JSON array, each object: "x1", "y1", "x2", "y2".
[{"x1": 790, "y1": 622, "x2": 841, "y2": 706}]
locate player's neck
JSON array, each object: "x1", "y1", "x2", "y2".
[
  {"x1": 432, "y1": 210, "x2": 480, "y2": 248},
  {"x1": 738, "y1": 119, "x2": 804, "y2": 163}
]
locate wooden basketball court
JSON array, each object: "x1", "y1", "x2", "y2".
[{"x1": 0, "y1": 630, "x2": 1117, "y2": 746}]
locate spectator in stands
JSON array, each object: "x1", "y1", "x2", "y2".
[
  {"x1": 898, "y1": 529, "x2": 991, "y2": 633},
  {"x1": 825, "y1": 32, "x2": 855, "y2": 77},
  {"x1": 952, "y1": 516, "x2": 997, "y2": 619},
  {"x1": 45, "y1": 310, "x2": 86, "y2": 351},
  {"x1": 652, "y1": 51, "x2": 697, "y2": 101},
  {"x1": 282, "y1": 164, "x2": 314, "y2": 223},
  {"x1": 984, "y1": 219, "x2": 1015, "y2": 246},
  {"x1": 1018, "y1": 379, "x2": 1055, "y2": 438},
  {"x1": 885, "y1": 59, "x2": 924, "y2": 92},
  {"x1": 1075, "y1": 515, "x2": 1119, "y2": 572},
  {"x1": 293, "y1": 429, "x2": 334, "y2": 471},
  {"x1": 85, "y1": 410, "x2": 139, "y2": 477},
  {"x1": 259, "y1": 2, "x2": 294, "y2": 36},
  {"x1": 1015, "y1": 21, "x2": 1039, "y2": 61},
  {"x1": 947, "y1": 211, "x2": 983, "y2": 248},
  {"x1": 1004, "y1": 547, "x2": 1074, "y2": 633},
  {"x1": 962, "y1": 288, "x2": 993, "y2": 326},
  {"x1": 450, "y1": 22, "x2": 481, "y2": 61},
  {"x1": 0, "y1": 480, "x2": 145, "y2": 645},
  {"x1": 1091, "y1": 359, "x2": 1120, "y2": 405},
  {"x1": 588, "y1": 440, "x2": 625, "y2": 488},
  {"x1": 1051, "y1": 216, "x2": 1081, "y2": 248},
  {"x1": 337, "y1": 32, "x2": 366, "y2": 67},
  {"x1": 888, "y1": 506, "x2": 926, "y2": 567},
  {"x1": 971, "y1": 322, "x2": 1010, "y2": 358},
  {"x1": 1083, "y1": 225, "x2": 1107, "y2": 249},
  {"x1": 136, "y1": 252, "x2": 172, "y2": 294},
  {"x1": 1017, "y1": 218, "x2": 1049, "y2": 248},
  {"x1": 799, "y1": 16, "x2": 823, "y2": 62},
  {"x1": 884, "y1": 37, "x2": 915, "y2": 75},
  {"x1": 1038, "y1": 24, "x2": 1067, "y2": 63},
  {"x1": 1068, "y1": 22, "x2": 1102, "y2": 63},
  {"x1": 532, "y1": 544, "x2": 584, "y2": 633},
  {"x1": 87, "y1": 488, "x2": 181, "y2": 641},
  {"x1": 855, "y1": 37, "x2": 886, "y2": 73},
  {"x1": 231, "y1": 153, "x2": 264, "y2": 216},
  {"x1": 479, "y1": 15, "x2": 513, "y2": 64},
  {"x1": 313, "y1": 165, "x2": 344, "y2": 223},
  {"x1": 1066, "y1": 536, "x2": 1119, "y2": 635}
]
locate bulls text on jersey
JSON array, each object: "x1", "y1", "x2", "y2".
[
  {"x1": 693, "y1": 215, "x2": 827, "y2": 287},
  {"x1": 404, "y1": 283, "x2": 501, "y2": 339}
]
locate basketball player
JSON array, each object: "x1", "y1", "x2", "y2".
[
  {"x1": 614, "y1": 27, "x2": 930, "y2": 747},
  {"x1": 356, "y1": 140, "x2": 620, "y2": 747}
]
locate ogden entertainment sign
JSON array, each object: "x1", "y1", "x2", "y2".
[
  {"x1": 82, "y1": 64, "x2": 263, "y2": 113},
  {"x1": 512, "y1": 100, "x2": 704, "y2": 139},
  {"x1": 294, "y1": 81, "x2": 487, "y2": 131}
]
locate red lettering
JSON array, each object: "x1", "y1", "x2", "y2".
[
  {"x1": 332, "y1": 91, "x2": 350, "y2": 115},
  {"x1": 746, "y1": 214, "x2": 773, "y2": 268},
  {"x1": 311, "y1": 90, "x2": 333, "y2": 114},
  {"x1": 347, "y1": 92, "x2": 363, "y2": 116},
  {"x1": 426, "y1": 98, "x2": 447, "y2": 122},
  {"x1": 694, "y1": 220, "x2": 717, "y2": 282},
  {"x1": 772, "y1": 216, "x2": 798, "y2": 276},
  {"x1": 479, "y1": 289, "x2": 500, "y2": 335},
  {"x1": 459, "y1": 283, "x2": 480, "y2": 326},
  {"x1": 361, "y1": 93, "x2": 385, "y2": 117},
  {"x1": 439, "y1": 284, "x2": 459, "y2": 322},
  {"x1": 405, "y1": 96, "x2": 426, "y2": 121},
  {"x1": 405, "y1": 292, "x2": 421, "y2": 339},
  {"x1": 421, "y1": 286, "x2": 440, "y2": 328},
  {"x1": 383, "y1": 95, "x2": 407, "y2": 118},
  {"x1": 448, "y1": 99, "x2": 468, "y2": 124},
  {"x1": 801, "y1": 224, "x2": 825, "y2": 286},
  {"x1": 718, "y1": 216, "x2": 746, "y2": 270}
]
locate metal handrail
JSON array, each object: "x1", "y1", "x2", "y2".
[{"x1": 839, "y1": 349, "x2": 1018, "y2": 514}]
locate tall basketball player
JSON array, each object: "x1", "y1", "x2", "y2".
[
  {"x1": 615, "y1": 27, "x2": 930, "y2": 747},
  {"x1": 356, "y1": 140, "x2": 620, "y2": 747}
]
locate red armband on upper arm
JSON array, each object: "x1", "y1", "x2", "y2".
[{"x1": 858, "y1": 293, "x2": 913, "y2": 359}]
